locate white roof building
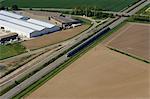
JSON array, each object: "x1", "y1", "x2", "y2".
[
  {"x1": 0, "y1": 10, "x2": 24, "y2": 19},
  {"x1": 0, "y1": 14, "x2": 45, "y2": 31},
  {"x1": 0, "y1": 10, "x2": 60, "y2": 38},
  {"x1": 27, "y1": 19, "x2": 55, "y2": 28},
  {"x1": 0, "y1": 19, "x2": 36, "y2": 38}
]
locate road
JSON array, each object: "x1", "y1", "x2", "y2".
[
  {"x1": 0, "y1": 15, "x2": 98, "y2": 63},
  {"x1": 123, "y1": 0, "x2": 149, "y2": 13},
  {"x1": 0, "y1": 16, "x2": 98, "y2": 92},
  {"x1": 1, "y1": 0, "x2": 150, "y2": 98},
  {"x1": 0, "y1": 14, "x2": 99, "y2": 89},
  {"x1": 0, "y1": 55, "x2": 69, "y2": 99},
  {"x1": 0, "y1": 45, "x2": 65, "y2": 87},
  {"x1": 0, "y1": 38, "x2": 70, "y2": 62}
]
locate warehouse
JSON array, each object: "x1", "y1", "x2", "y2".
[
  {"x1": 0, "y1": 10, "x2": 60, "y2": 38},
  {"x1": 27, "y1": 18, "x2": 60, "y2": 34},
  {"x1": 0, "y1": 10, "x2": 24, "y2": 19},
  {"x1": 50, "y1": 15, "x2": 81, "y2": 29},
  {"x1": 0, "y1": 19, "x2": 40, "y2": 38}
]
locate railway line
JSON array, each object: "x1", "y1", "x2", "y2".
[{"x1": 0, "y1": 0, "x2": 150, "y2": 98}]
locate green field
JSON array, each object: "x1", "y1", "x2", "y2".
[
  {"x1": 0, "y1": 0, "x2": 4, "y2": 2},
  {"x1": 2, "y1": 0, "x2": 139, "y2": 11},
  {"x1": 0, "y1": 43, "x2": 26, "y2": 60}
]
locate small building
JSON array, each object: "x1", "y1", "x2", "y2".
[
  {"x1": 49, "y1": 15, "x2": 81, "y2": 29},
  {"x1": 0, "y1": 31, "x2": 19, "y2": 44}
]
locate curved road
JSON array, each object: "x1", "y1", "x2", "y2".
[
  {"x1": 1, "y1": 0, "x2": 150, "y2": 98},
  {"x1": 0, "y1": 16, "x2": 99, "y2": 91}
]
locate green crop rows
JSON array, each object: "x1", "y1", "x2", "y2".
[{"x1": 2, "y1": 0, "x2": 139, "y2": 11}]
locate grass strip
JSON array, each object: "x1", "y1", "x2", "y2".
[
  {"x1": 108, "y1": 47, "x2": 150, "y2": 64},
  {"x1": 0, "y1": 43, "x2": 26, "y2": 60}
]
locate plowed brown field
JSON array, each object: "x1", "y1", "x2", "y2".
[
  {"x1": 103, "y1": 22, "x2": 150, "y2": 61},
  {"x1": 27, "y1": 45, "x2": 149, "y2": 99}
]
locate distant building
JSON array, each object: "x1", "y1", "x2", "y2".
[
  {"x1": 49, "y1": 15, "x2": 81, "y2": 29},
  {"x1": 0, "y1": 10, "x2": 60, "y2": 39}
]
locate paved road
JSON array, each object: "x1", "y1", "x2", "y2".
[
  {"x1": 0, "y1": 45, "x2": 65, "y2": 87},
  {"x1": 127, "y1": 0, "x2": 150, "y2": 15},
  {"x1": 1, "y1": 55, "x2": 69, "y2": 99},
  {"x1": 101, "y1": 11, "x2": 131, "y2": 16},
  {"x1": 0, "y1": 14, "x2": 99, "y2": 89},
  {"x1": 0, "y1": 40, "x2": 69, "y2": 62},
  {"x1": 0, "y1": 15, "x2": 97, "y2": 63},
  {"x1": 0, "y1": 16, "x2": 98, "y2": 92},
  {"x1": 1, "y1": 0, "x2": 150, "y2": 98},
  {"x1": 0, "y1": 19, "x2": 114, "y2": 98},
  {"x1": 124, "y1": 0, "x2": 148, "y2": 13}
]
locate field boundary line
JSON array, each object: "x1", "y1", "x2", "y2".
[
  {"x1": 107, "y1": 46, "x2": 150, "y2": 63},
  {"x1": 105, "y1": 24, "x2": 132, "y2": 45},
  {"x1": 12, "y1": 21, "x2": 115, "y2": 99}
]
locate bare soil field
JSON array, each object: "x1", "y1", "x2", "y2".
[
  {"x1": 22, "y1": 25, "x2": 90, "y2": 50},
  {"x1": 27, "y1": 45, "x2": 149, "y2": 99},
  {"x1": 103, "y1": 22, "x2": 150, "y2": 61},
  {"x1": 18, "y1": 11, "x2": 61, "y2": 23}
]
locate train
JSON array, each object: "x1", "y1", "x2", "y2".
[{"x1": 67, "y1": 27, "x2": 111, "y2": 57}]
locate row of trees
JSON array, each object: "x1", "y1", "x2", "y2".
[
  {"x1": 128, "y1": 15, "x2": 150, "y2": 22},
  {"x1": 68, "y1": 6, "x2": 114, "y2": 18},
  {"x1": 133, "y1": 15, "x2": 150, "y2": 22},
  {"x1": 0, "y1": 4, "x2": 114, "y2": 19},
  {"x1": 0, "y1": 4, "x2": 19, "y2": 10}
]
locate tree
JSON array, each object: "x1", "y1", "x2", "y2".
[
  {"x1": 0, "y1": 1, "x2": 5, "y2": 10},
  {"x1": 11, "y1": 4, "x2": 19, "y2": 10},
  {"x1": 0, "y1": 6, "x2": 5, "y2": 10},
  {"x1": 29, "y1": 8, "x2": 33, "y2": 10}
]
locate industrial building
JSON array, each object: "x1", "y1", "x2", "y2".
[
  {"x1": 49, "y1": 15, "x2": 81, "y2": 29},
  {"x1": 0, "y1": 10, "x2": 60, "y2": 39}
]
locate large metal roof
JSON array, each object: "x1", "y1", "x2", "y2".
[
  {"x1": 0, "y1": 14, "x2": 45, "y2": 31},
  {"x1": 0, "y1": 10, "x2": 57, "y2": 29},
  {"x1": 0, "y1": 10, "x2": 59, "y2": 38},
  {"x1": 0, "y1": 19, "x2": 35, "y2": 34},
  {"x1": 0, "y1": 10, "x2": 24, "y2": 19},
  {"x1": 27, "y1": 19, "x2": 55, "y2": 28}
]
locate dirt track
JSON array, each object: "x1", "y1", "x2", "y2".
[
  {"x1": 27, "y1": 45, "x2": 149, "y2": 99},
  {"x1": 22, "y1": 25, "x2": 89, "y2": 50},
  {"x1": 103, "y1": 22, "x2": 150, "y2": 61}
]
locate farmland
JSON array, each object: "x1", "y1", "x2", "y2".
[
  {"x1": 103, "y1": 22, "x2": 150, "y2": 62},
  {"x1": 0, "y1": 0, "x2": 4, "y2": 2},
  {"x1": 0, "y1": 0, "x2": 149, "y2": 98},
  {"x1": 27, "y1": 45, "x2": 149, "y2": 99},
  {"x1": 2, "y1": 0, "x2": 139, "y2": 11}
]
